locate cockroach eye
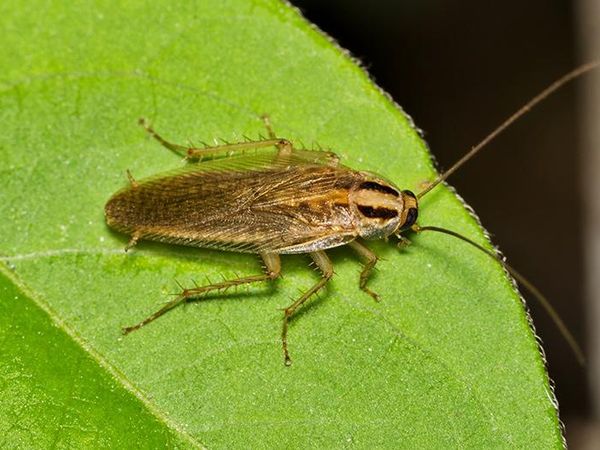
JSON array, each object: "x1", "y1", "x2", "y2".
[{"x1": 402, "y1": 207, "x2": 418, "y2": 229}]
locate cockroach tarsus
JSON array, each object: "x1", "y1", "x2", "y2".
[{"x1": 105, "y1": 62, "x2": 598, "y2": 366}]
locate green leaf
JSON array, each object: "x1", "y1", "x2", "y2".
[{"x1": 0, "y1": 0, "x2": 561, "y2": 447}]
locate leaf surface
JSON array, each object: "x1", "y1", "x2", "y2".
[{"x1": 0, "y1": 0, "x2": 561, "y2": 447}]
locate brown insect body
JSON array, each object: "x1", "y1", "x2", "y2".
[
  {"x1": 106, "y1": 119, "x2": 419, "y2": 365},
  {"x1": 105, "y1": 154, "x2": 418, "y2": 254},
  {"x1": 108, "y1": 61, "x2": 598, "y2": 366}
]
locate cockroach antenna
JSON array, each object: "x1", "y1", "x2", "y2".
[
  {"x1": 412, "y1": 61, "x2": 600, "y2": 365},
  {"x1": 417, "y1": 60, "x2": 600, "y2": 199},
  {"x1": 414, "y1": 224, "x2": 586, "y2": 365}
]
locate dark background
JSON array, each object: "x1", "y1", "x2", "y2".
[{"x1": 291, "y1": 0, "x2": 590, "y2": 443}]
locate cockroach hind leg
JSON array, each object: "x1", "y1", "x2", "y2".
[
  {"x1": 122, "y1": 253, "x2": 282, "y2": 337},
  {"x1": 138, "y1": 118, "x2": 192, "y2": 158},
  {"x1": 186, "y1": 137, "x2": 291, "y2": 160},
  {"x1": 122, "y1": 292, "x2": 188, "y2": 335},
  {"x1": 140, "y1": 117, "x2": 289, "y2": 161},
  {"x1": 281, "y1": 251, "x2": 333, "y2": 366}
]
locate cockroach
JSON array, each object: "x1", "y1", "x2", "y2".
[{"x1": 105, "y1": 62, "x2": 598, "y2": 365}]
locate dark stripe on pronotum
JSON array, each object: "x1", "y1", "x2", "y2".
[
  {"x1": 357, "y1": 205, "x2": 399, "y2": 219},
  {"x1": 359, "y1": 181, "x2": 399, "y2": 197}
]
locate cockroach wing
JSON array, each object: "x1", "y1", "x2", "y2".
[{"x1": 105, "y1": 151, "x2": 361, "y2": 254}]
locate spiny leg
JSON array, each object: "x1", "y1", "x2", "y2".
[
  {"x1": 122, "y1": 253, "x2": 281, "y2": 334},
  {"x1": 138, "y1": 117, "x2": 291, "y2": 161},
  {"x1": 282, "y1": 251, "x2": 333, "y2": 366},
  {"x1": 139, "y1": 117, "x2": 341, "y2": 168},
  {"x1": 259, "y1": 114, "x2": 296, "y2": 157},
  {"x1": 126, "y1": 169, "x2": 138, "y2": 188},
  {"x1": 261, "y1": 114, "x2": 277, "y2": 139},
  {"x1": 260, "y1": 114, "x2": 340, "y2": 166},
  {"x1": 348, "y1": 240, "x2": 380, "y2": 301}
]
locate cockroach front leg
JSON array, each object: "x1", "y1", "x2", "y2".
[
  {"x1": 348, "y1": 240, "x2": 380, "y2": 301},
  {"x1": 122, "y1": 253, "x2": 281, "y2": 334},
  {"x1": 282, "y1": 251, "x2": 334, "y2": 366}
]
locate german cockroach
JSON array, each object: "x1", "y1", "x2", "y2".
[{"x1": 105, "y1": 62, "x2": 598, "y2": 365}]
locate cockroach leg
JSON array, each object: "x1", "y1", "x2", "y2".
[
  {"x1": 396, "y1": 235, "x2": 412, "y2": 249},
  {"x1": 138, "y1": 117, "x2": 188, "y2": 157},
  {"x1": 348, "y1": 240, "x2": 380, "y2": 301},
  {"x1": 260, "y1": 113, "x2": 296, "y2": 157},
  {"x1": 122, "y1": 253, "x2": 281, "y2": 335},
  {"x1": 260, "y1": 114, "x2": 277, "y2": 139},
  {"x1": 126, "y1": 169, "x2": 138, "y2": 188},
  {"x1": 186, "y1": 138, "x2": 293, "y2": 160},
  {"x1": 259, "y1": 114, "x2": 337, "y2": 164},
  {"x1": 124, "y1": 231, "x2": 141, "y2": 252},
  {"x1": 282, "y1": 251, "x2": 333, "y2": 366},
  {"x1": 138, "y1": 117, "x2": 289, "y2": 161}
]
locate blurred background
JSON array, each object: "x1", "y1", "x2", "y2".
[{"x1": 291, "y1": 0, "x2": 599, "y2": 447}]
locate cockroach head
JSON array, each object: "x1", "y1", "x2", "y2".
[{"x1": 349, "y1": 176, "x2": 418, "y2": 240}]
